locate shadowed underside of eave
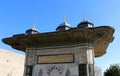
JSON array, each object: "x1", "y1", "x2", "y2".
[{"x1": 2, "y1": 26, "x2": 114, "y2": 57}]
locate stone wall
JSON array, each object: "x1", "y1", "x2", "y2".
[{"x1": 0, "y1": 49, "x2": 25, "y2": 76}]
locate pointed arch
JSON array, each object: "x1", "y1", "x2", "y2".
[
  {"x1": 39, "y1": 69, "x2": 43, "y2": 76},
  {"x1": 66, "y1": 68, "x2": 71, "y2": 76}
]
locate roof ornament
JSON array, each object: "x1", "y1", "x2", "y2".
[
  {"x1": 77, "y1": 14, "x2": 94, "y2": 28},
  {"x1": 56, "y1": 16, "x2": 71, "y2": 31},
  {"x1": 25, "y1": 21, "x2": 39, "y2": 34},
  {"x1": 63, "y1": 16, "x2": 71, "y2": 27},
  {"x1": 32, "y1": 21, "x2": 37, "y2": 30},
  {"x1": 64, "y1": 16, "x2": 66, "y2": 23},
  {"x1": 83, "y1": 14, "x2": 87, "y2": 22}
]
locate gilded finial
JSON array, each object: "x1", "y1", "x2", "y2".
[
  {"x1": 64, "y1": 16, "x2": 66, "y2": 23},
  {"x1": 32, "y1": 21, "x2": 36, "y2": 29},
  {"x1": 83, "y1": 14, "x2": 87, "y2": 22}
]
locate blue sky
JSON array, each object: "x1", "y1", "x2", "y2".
[{"x1": 0, "y1": 0, "x2": 120, "y2": 73}]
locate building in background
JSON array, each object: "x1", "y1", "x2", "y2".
[
  {"x1": 2, "y1": 18, "x2": 114, "y2": 76},
  {"x1": 0, "y1": 49, "x2": 24, "y2": 76}
]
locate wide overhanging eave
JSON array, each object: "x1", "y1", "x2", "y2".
[{"x1": 2, "y1": 26, "x2": 115, "y2": 57}]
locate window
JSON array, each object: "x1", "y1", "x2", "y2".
[{"x1": 26, "y1": 66, "x2": 33, "y2": 76}]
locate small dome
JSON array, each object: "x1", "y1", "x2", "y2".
[
  {"x1": 56, "y1": 17, "x2": 71, "y2": 32},
  {"x1": 26, "y1": 23, "x2": 40, "y2": 34},
  {"x1": 59, "y1": 21, "x2": 71, "y2": 27},
  {"x1": 77, "y1": 16, "x2": 94, "y2": 28}
]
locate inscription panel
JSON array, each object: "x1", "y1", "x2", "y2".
[{"x1": 37, "y1": 53, "x2": 74, "y2": 64}]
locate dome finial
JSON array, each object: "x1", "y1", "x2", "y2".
[
  {"x1": 56, "y1": 16, "x2": 71, "y2": 31},
  {"x1": 77, "y1": 14, "x2": 94, "y2": 28},
  {"x1": 83, "y1": 14, "x2": 87, "y2": 22},
  {"x1": 32, "y1": 21, "x2": 36, "y2": 29},
  {"x1": 64, "y1": 16, "x2": 66, "y2": 23},
  {"x1": 25, "y1": 21, "x2": 39, "y2": 34}
]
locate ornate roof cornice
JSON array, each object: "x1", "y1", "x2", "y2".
[{"x1": 2, "y1": 26, "x2": 114, "y2": 57}]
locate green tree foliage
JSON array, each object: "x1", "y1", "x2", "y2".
[{"x1": 104, "y1": 64, "x2": 120, "y2": 76}]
